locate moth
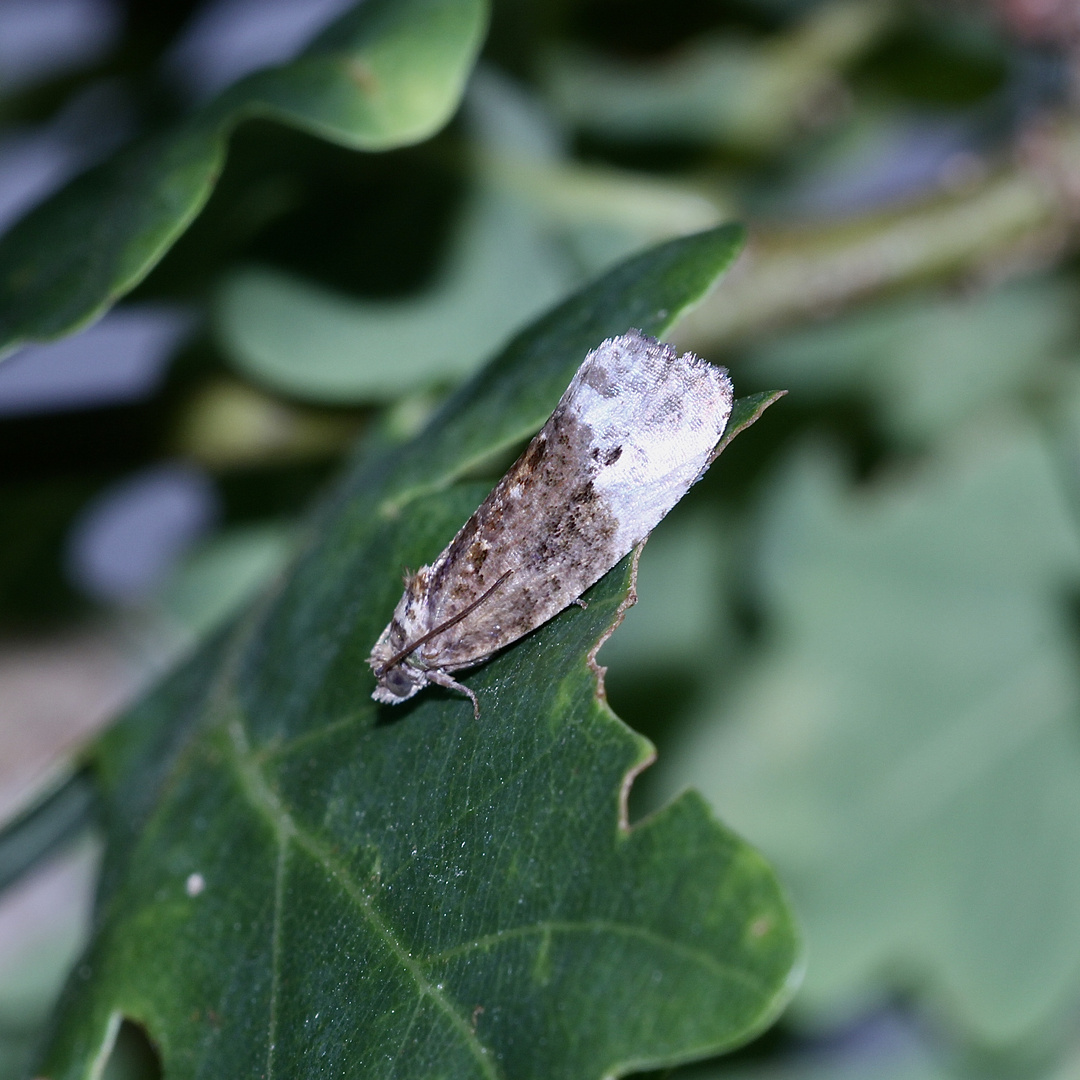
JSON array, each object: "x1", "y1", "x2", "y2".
[{"x1": 368, "y1": 329, "x2": 734, "y2": 716}]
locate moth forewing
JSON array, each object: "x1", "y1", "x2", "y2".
[{"x1": 367, "y1": 330, "x2": 734, "y2": 716}]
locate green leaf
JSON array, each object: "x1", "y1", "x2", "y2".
[
  {"x1": 35, "y1": 226, "x2": 799, "y2": 1079},
  {"x1": 0, "y1": 0, "x2": 487, "y2": 355},
  {"x1": 712, "y1": 390, "x2": 787, "y2": 460},
  {"x1": 651, "y1": 418, "x2": 1080, "y2": 1042}
]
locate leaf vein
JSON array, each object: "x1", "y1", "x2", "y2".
[
  {"x1": 425, "y1": 921, "x2": 769, "y2": 998},
  {"x1": 225, "y1": 717, "x2": 502, "y2": 1080},
  {"x1": 267, "y1": 837, "x2": 289, "y2": 1080}
]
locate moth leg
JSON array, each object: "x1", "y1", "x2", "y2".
[
  {"x1": 426, "y1": 669, "x2": 481, "y2": 719},
  {"x1": 571, "y1": 598, "x2": 588, "y2": 609}
]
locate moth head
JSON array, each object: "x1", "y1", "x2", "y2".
[{"x1": 372, "y1": 662, "x2": 426, "y2": 706}]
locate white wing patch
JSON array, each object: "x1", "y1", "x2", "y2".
[{"x1": 567, "y1": 331, "x2": 733, "y2": 552}]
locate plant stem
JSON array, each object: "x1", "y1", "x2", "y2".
[
  {"x1": 0, "y1": 768, "x2": 99, "y2": 897},
  {"x1": 674, "y1": 120, "x2": 1080, "y2": 352}
]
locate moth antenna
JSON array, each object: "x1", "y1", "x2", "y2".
[{"x1": 377, "y1": 570, "x2": 514, "y2": 675}]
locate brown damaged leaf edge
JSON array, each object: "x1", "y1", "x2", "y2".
[{"x1": 589, "y1": 389, "x2": 787, "y2": 834}]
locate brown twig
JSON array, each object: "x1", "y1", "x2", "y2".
[{"x1": 673, "y1": 117, "x2": 1080, "y2": 354}]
